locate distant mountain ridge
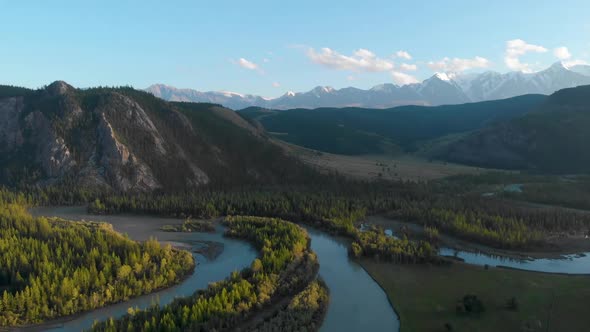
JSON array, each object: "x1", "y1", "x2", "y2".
[
  {"x1": 240, "y1": 94, "x2": 546, "y2": 155},
  {"x1": 147, "y1": 63, "x2": 590, "y2": 110}
]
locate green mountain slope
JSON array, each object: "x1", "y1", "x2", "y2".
[
  {"x1": 0, "y1": 82, "x2": 316, "y2": 191},
  {"x1": 240, "y1": 94, "x2": 546, "y2": 155},
  {"x1": 441, "y1": 85, "x2": 590, "y2": 173}
]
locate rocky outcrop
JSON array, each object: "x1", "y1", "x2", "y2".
[
  {"x1": 24, "y1": 111, "x2": 76, "y2": 179},
  {"x1": 45, "y1": 80, "x2": 74, "y2": 96},
  {"x1": 0, "y1": 97, "x2": 25, "y2": 152},
  {"x1": 187, "y1": 164, "x2": 210, "y2": 186},
  {"x1": 97, "y1": 113, "x2": 160, "y2": 191},
  {"x1": 97, "y1": 92, "x2": 213, "y2": 187},
  {"x1": 99, "y1": 92, "x2": 167, "y2": 156}
]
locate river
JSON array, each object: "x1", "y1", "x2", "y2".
[
  {"x1": 25, "y1": 207, "x2": 590, "y2": 332},
  {"x1": 305, "y1": 228, "x2": 399, "y2": 331},
  {"x1": 27, "y1": 207, "x2": 400, "y2": 332},
  {"x1": 26, "y1": 207, "x2": 257, "y2": 332}
]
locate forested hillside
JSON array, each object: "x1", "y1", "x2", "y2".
[
  {"x1": 240, "y1": 94, "x2": 545, "y2": 155},
  {"x1": 0, "y1": 82, "x2": 318, "y2": 192},
  {"x1": 442, "y1": 85, "x2": 590, "y2": 173}
]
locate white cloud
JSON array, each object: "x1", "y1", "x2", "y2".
[
  {"x1": 427, "y1": 56, "x2": 490, "y2": 73},
  {"x1": 354, "y1": 48, "x2": 376, "y2": 59},
  {"x1": 563, "y1": 59, "x2": 589, "y2": 67},
  {"x1": 399, "y1": 63, "x2": 417, "y2": 71},
  {"x1": 347, "y1": 75, "x2": 357, "y2": 81},
  {"x1": 272, "y1": 82, "x2": 281, "y2": 88},
  {"x1": 395, "y1": 50, "x2": 412, "y2": 60},
  {"x1": 391, "y1": 71, "x2": 419, "y2": 85},
  {"x1": 504, "y1": 39, "x2": 548, "y2": 73},
  {"x1": 307, "y1": 47, "x2": 394, "y2": 72},
  {"x1": 552, "y1": 46, "x2": 588, "y2": 68},
  {"x1": 237, "y1": 58, "x2": 259, "y2": 70},
  {"x1": 263, "y1": 58, "x2": 271, "y2": 63},
  {"x1": 553, "y1": 46, "x2": 572, "y2": 60}
]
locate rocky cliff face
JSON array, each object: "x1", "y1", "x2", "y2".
[
  {"x1": 0, "y1": 81, "x2": 309, "y2": 191},
  {"x1": 0, "y1": 97, "x2": 25, "y2": 153},
  {"x1": 96, "y1": 112, "x2": 161, "y2": 191},
  {"x1": 24, "y1": 110, "x2": 77, "y2": 179}
]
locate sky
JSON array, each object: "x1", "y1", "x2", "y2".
[{"x1": 2, "y1": 0, "x2": 589, "y2": 97}]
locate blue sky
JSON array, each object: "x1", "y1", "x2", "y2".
[{"x1": 2, "y1": 0, "x2": 589, "y2": 97}]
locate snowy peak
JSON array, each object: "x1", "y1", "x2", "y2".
[
  {"x1": 146, "y1": 63, "x2": 590, "y2": 110},
  {"x1": 311, "y1": 86, "x2": 335, "y2": 94},
  {"x1": 547, "y1": 61, "x2": 568, "y2": 71},
  {"x1": 417, "y1": 73, "x2": 470, "y2": 105},
  {"x1": 370, "y1": 83, "x2": 398, "y2": 92},
  {"x1": 432, "y1": 72, "x2": 452, "y2": 81},
  {"x1": 460, "y1": 63, "x2": 590, "y2": 101},
  {"x1": 537, "y1": 61, "x2": 570, "y2": 77},
  {"x1": 217, "y1": 91, "x2": 244, "y2": 98}
]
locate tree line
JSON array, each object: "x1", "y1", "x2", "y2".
[
  {"x1": 244, "y1": 279, "x2": 330, "y2": 332},
  {"x1": 83, "y1": 185, "x2": 590, "y2": 250},
  {"x1": 0, "y1": 193, "x2": 194, "y2": 326},
  {"x1": 8, "y1": 172, "x2": 590, "y2": 251},
  {"x1": 350, "y1": 227, "x2": 441, "y2": 264}
]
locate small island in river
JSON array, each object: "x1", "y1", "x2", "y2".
[{"x1": 161, "y1": 217, "x2": 216, "y2": 233}]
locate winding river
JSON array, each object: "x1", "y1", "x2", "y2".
[
  {"x1": 26, "y1": 207, "x2": 589, "y2": 331},
  {"x1": 28, "y1": 207, "x2": 400, "y2": 332}
]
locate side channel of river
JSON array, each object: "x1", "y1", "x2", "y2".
[{"x1": 366, "y1": 216, "x2": 590, "y2": 274}]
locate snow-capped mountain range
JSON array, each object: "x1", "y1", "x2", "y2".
[{"x1": 146, "y1": 63, "x2": 590, "y2": 110}]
